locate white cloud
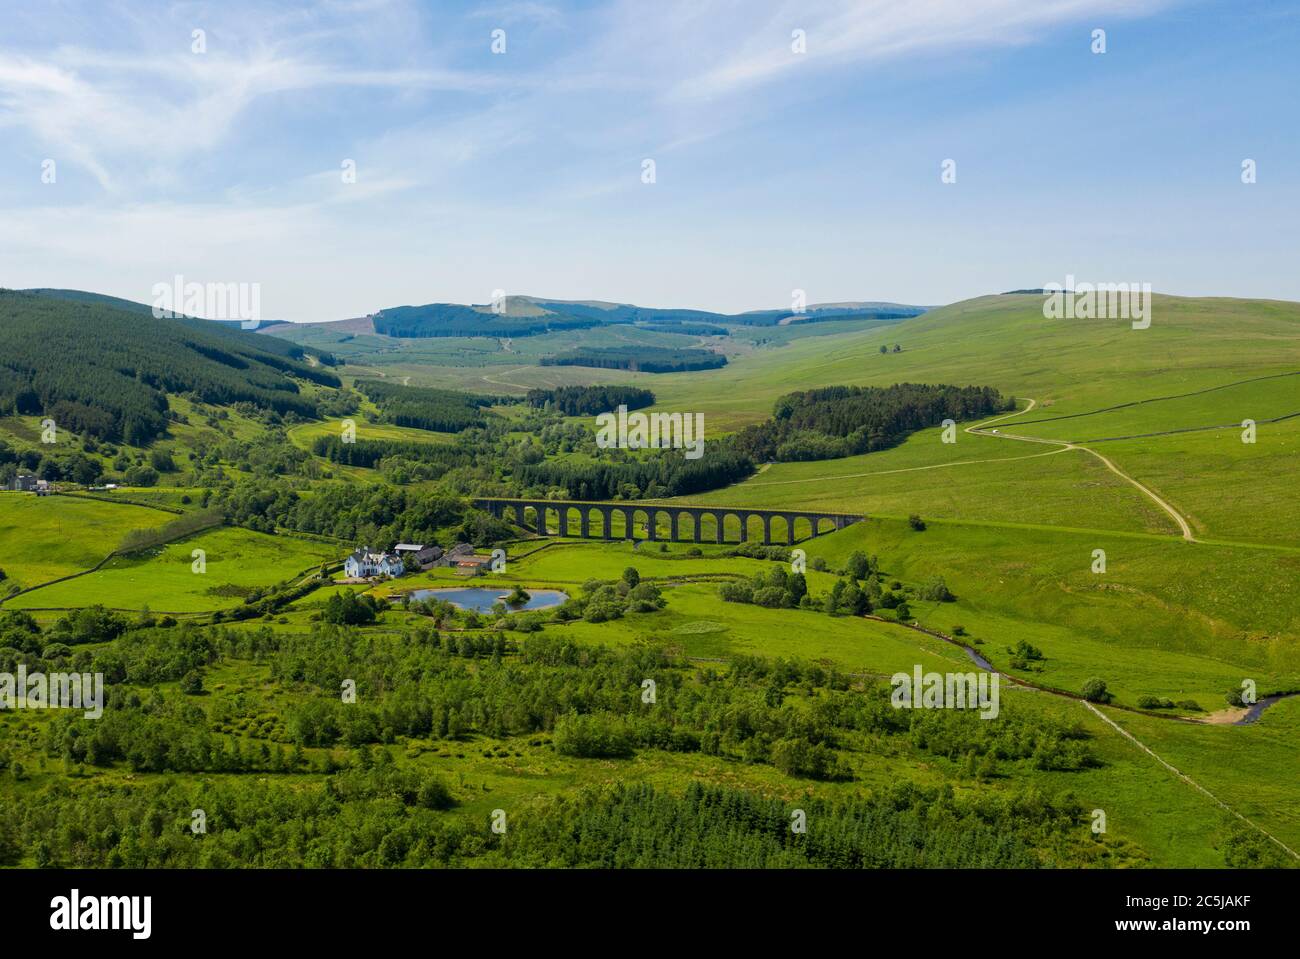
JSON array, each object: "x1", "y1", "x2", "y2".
[{"x1": 641, "y1": 0, "x2": 1173, "y2": 99}]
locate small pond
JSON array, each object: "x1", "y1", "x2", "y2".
[{"x1": 407, "y1": 587, "x2": 568, "y2": 613}]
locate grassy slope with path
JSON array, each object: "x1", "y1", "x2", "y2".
[{"x1": 628, "y1": 293, "x2": 1299, "y2": 857}]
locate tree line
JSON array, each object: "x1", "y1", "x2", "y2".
[
  {"x1": 525, "y1": 385, "x2": 655, "y2": 416},
  {"x1": 355, "y1": 380, "x2": 497, "y2": 433},
  {"x1": 733, "y1": 383, "x2": 1012, "y2": 462},
  {"x1": 540, "y1": 346, "x2": 728, "y2": 373}
]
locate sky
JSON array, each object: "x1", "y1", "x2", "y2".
[{"x1": 0, "y1": 0, "x2": 1297, "y2": 321}]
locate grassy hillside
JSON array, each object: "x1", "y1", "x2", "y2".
[
  {"x1": 644, "y1": 294, "x2": 1300, "y2": 428},
  {"x1": 646, "y1": 294, "x2": 1299, "y2": 547}
]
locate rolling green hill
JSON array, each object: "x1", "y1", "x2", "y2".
[{"x1": 647, "y1": 293, "x2": 1300, "y2": 428}]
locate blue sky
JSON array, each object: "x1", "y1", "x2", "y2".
[{"x1": 1, "y1": 0, "x2": 1297, "y2": 321}]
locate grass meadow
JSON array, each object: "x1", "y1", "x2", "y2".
[
  {"x1": 7, "y1": 525, "x2": 337, "y2": 613},
  {"x1": 0, "y1": 494, "x2": 173, "y2": 592}
]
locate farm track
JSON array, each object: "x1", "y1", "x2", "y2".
[
  {"x1": 480, "y1": 365, "x2": 537, "y2": 391},
  {"x1": 967, "y1": 399, "x2": 1195, "y2": 540},
  {"x1": 731, "y1": 382, "x2": 1300, "y2": 550}
]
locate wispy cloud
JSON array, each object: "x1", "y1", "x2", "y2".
[{"x1": 597, "y1": 0, "x2": 1175, "y2": 100}]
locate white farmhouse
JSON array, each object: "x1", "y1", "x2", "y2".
[{"x1": 344, "y1": 547, "x2": 405, "y2": 579}]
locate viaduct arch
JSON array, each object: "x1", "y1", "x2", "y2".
[{"x1": 473, "y1": 498, "x2": 862, "y2": 545}]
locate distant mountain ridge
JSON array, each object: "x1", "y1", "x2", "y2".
[{"x1": 306, "y1": 294, "x2": 929, "y2": 339}]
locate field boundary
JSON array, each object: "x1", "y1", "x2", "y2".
[
  {"x1": 1076, "y1": 409, "x2": 1300, "y2": 444},
  {"x1": 1012, "y1": 369, "x2": 1300, "y2": 428},
  {"x1": 0, "y1": 517, "x2": 221, "y2": 608},
  {"x1": 56, "y1": 490, "x2": 185, "y2": 514}
]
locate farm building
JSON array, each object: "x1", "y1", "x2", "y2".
[
  {"x1": 453, "y1": 556, "x2": 494, "y2": 576},
  {"x1": 394, "y1": 543, "x2": 443, "y2": 569},
  {"x1": 438, "y1": 543, "x2": 477, "y2": 566}
]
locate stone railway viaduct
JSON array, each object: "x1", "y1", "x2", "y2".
[{"x1": 474, "y1": 497, "x2": 862, "y2": 545}]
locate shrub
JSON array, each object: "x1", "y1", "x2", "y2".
[
  {"x1": 1081, "y1": 678, "x2": 1110, "y2": 703},
  {"x1": 718, "y1": 582, "x2": 754, "y2": 604},
  {"x1": 908, "y1": 514, "x2": 927, "y2": 531},
  {"x1": 770, "y1": 737, "x2": 848, "y2": 781},
  {"x1": 844, "y1": 551, "x2": 871, "y2": 580},
  {"x1": 553, "y1": 712, "x2": 634, "y2": 758},
  {"x1": 583, "y1": 601, "x2": 623, "y2": 623},
  {"x1": 918, "y1": 576, "x2": 955, "y2": 602},
  {"x1": 417, "y1": 777, "x2": 455, "y2": 810},
  {"x1": 1007, "y1": 639, "x2": 1044, "y2": 670},
  {"x1": 1136, "y1": 695, "x2": 1175, "y2": 710}
]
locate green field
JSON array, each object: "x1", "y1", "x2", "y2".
[
  {"x1": 0, "y1": 494, "x2": 174, "y2": 592},
  {"x1": 7, "y1": 525, "x2": 338, "y2": 613}
]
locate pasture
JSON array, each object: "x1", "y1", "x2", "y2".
[
  {"x1": 7, "y1": 525, "x2": 337, "y2": 613},
  {"x1": 0, "y1": 494, "x2": 173, "y2": 593}
]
